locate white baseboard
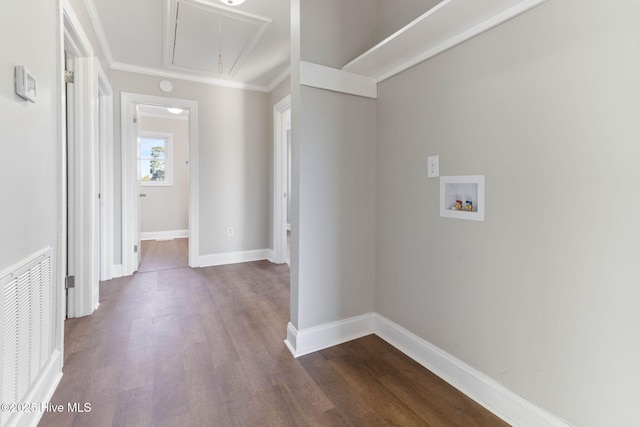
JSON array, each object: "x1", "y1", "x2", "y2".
[
  {"x1": 265, "y1": 249, "x2": 276, "y2": 263},
  {"x1": 284, "y1": 313, "x2": 570, "y2": 427},
  {"x1": 140, "y1": 229, "x2": 188, "y2": 241},
  {"x1": 111, "y1": 264, "x2": 123, "y2": 279},
  {"x1": 284, "y1": 313, "x2": 375, "y2": 357},
  {"x1": 284, "y1": 322, "x2": 298, "y2": 356},
  {"x1": 196, "y1": 249, "x2": 272, "y2": 268},
  {"x1": 373, "y1": 315, "x2": 571, "y2": 427},
  {"x1": 4, "y1": 349, "x2": 63, "y2": 427},
  {"x1": 111, "y1": 264, "x2": 123, "y2": 278}
]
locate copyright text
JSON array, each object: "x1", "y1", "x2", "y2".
[{"x1": 1, "y1": 402, "x2": 92, "y2": 413}]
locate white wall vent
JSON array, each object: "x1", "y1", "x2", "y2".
[{"x1": 0, "y1": 248, "x2": 54, "y2": 426}]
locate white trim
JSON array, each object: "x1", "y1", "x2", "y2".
[
  {"x1": 111, "y1": 264, "x2": 123, "y2": 278},
  {"x1": 272, "y1": 95, "x2": 291, "y2": 264},
  {"x1": 63, "y1": 48, "x2": 101, "y2": 317},
  {"x1": 97, "y1": 61, "x2": 114, "y2": 282},
  {"x1": 283, "y1": 313, "x2": 570, "y2": 427},
  {"x1": 111, "y1": 62, "x2": 271, "y2": 93},
  {"x1": 195, "y1": 249, "x2": 272, "y2": 268},
  {"x1": 343, "y1": 0, "x2": 549, "y2": 83},
  {"x1": 121, "y1": 94, "x2": 136, "y2": 275},
  {"x1": 300, "y1": 61, "x2": 377, "y2": 99},
  {"x1": 75, "y1": 56, "x2": 100, "y2": 318},
  {"x1": 284, "y1": 322, "x2": 298, "y2": 356},
  {"x1": 141, "y1": 230, "x2": 189, "y2": 241},
  {"x1": 56, "y1": 0, "x2": 67, "y2": 374},
  {"x1": 163, "y1": 0, "x2": 271, "y2": 78},
  {"x1": 264, "y1": 249, "x2": 275, "y2": 263},
  {"x1": 374, "y1": 315, "x2": 571, "y2": 427},
  {"x1": 284, "y1": 313, "x2": 376, "y2": 357},
  {"x1": 110, "y1": 62, "x2": 289, "y2": 95},
  {"x1": 81, "y1": 0, "x2": 115, "y2": 65},
  {"x1": 121, "y1": 93, "x2": 199, "y2": 275},
  {"x1": 3, "y1": 350, "x2": 63, "y2": 427},
  {"x1": 62, "y1": 0, "x2": 94, "y2": 57},
  {"x1": 267, "y1": 69, "x2": 291, "y2": 92}
]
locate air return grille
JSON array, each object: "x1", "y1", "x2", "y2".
[{"x1": 0, "y1": 248, "x2": 54, "y2": 425}]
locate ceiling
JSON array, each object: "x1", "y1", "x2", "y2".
[{"x1": 89, "y1": 0, "x2": 291, "y2": 91}]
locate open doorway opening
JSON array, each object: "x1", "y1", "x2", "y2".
[
  {"x1": 136, "y1": 104, "x2": 190, "y2": 272},
  {"x1": 120, "y1": 93, "x2": 199, "y2": 276},
  {"x1": 273, "y1": 95, "x2": 291, "y2": 265}
]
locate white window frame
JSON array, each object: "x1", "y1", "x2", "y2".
[{"x1": 138, "y1": 131, "x2": 173, "y2": 186}]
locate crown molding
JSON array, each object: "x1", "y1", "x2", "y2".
[
  {"x1": 343, "y1": 0, "x2": 549, "y2": 83},
  {"x1": 75, "y1": 0, "x2": 288, "y2": 94},
  {"x1": 63, "y1": 0, "x2": 94, "y2": 57},
  {"x1": 82, "y1": 0, "x2": 114, "y2": 65},
  {"x1": 111, "y1": 62, "x2": 272, "y2": 92},
  {"x1": 267, "y1": 67, "x2": 291, "y2": 92}
]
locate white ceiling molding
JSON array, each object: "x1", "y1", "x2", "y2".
[
  {"x1": 163, "y1": 0, "x2": 270, "y2": 77},
  {"x1": 82, "y1": 0, "x2": 115, "y2": 65},
  {"x1": 111, "y1": 61, "x2": 271, "y2": 92},
  {"x1": 266, "y1": 67, "x2": 291, "y2": 92},
  {"x1": 343, "y1": 0, "x2": 549, "y2": 83},
  {"x1": 300, "y1": 61, "x2": 377, "y2": 99},
  {"x1": 63, "y1": 0, "x2": 95, "y2": 57}
]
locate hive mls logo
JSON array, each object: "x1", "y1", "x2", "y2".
[{"x1": 68, "y1": 402, "x2": 92, "y2": 412}]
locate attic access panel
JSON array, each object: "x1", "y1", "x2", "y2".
[{"x1": 166, "y1": 0, "x2": 270, "y2": 76}]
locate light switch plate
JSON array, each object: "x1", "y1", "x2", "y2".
[
  {"x1": 15, "y1": 66, "x2": 37, "y2": 102},
  {"x1": 427, "y1": 155, "x2": 439, "y2": 178}
]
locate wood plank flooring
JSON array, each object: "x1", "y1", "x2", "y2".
[
  {"x1": 40, "y1": 240, "x2": 508, "y2": 427},
  {"x1": 138, "y1": 238, "x2": 189, "y2": 273}
]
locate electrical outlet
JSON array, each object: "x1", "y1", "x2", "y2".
[
  {"x1": 227, "y1": 227, "x2": 234, "y2": 237},
  {"x1": 427, "y1": 155, "x2": 439, "y2": 178}
]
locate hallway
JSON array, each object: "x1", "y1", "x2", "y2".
[{"x1": 41, "y1": 241, "x2": 506, "y2": 426}]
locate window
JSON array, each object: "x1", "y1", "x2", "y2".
[{"x1": 138, "y1": 133, "x2": 173, "y2": 186}]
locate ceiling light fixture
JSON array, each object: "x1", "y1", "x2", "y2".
[
  {"x1": 167, "y1": 108, "x2": 183, "y2": 114},
  {"x1": 219, "y1": 0, "x2": 245, "y2": 5}
]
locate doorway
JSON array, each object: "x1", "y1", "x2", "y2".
[
  {"x1": 120, "y1": 93, "x2": 199, "y2": 275},
  {"x1": 136, "y1": 104, "x2": 190, "y2": 270},
  {"x1": 273, "y1": 95, "x2": 291, "y2": 264},
  {"x1": 63, "y1": 10, "x2": 114, "y2": 318}
]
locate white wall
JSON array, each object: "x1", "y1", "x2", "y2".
[
  {"x1": 290, "y1": 0, "x2": 377, "y2": 331},
  {"x1": 138, "y1": 115, "x2": 189, "y2": 235},
  {"x1": 374, "y1": 0, "x2": 640, "y2": 425},
  {"x1": 0, "y1": 0, "x2": 63, "y2": 420},
  {"x1": 375, "y1": 0, "x2": 441, "y2": 43},
  {"x1": 0, "y1": 2, "x2": 60, "y2": 276},
  {"x1": 300, "y1": 0, "x2": 377, "y2": 68},
  {"x1": 112, "y1": 70, "x2": 270, "y2": 256}
]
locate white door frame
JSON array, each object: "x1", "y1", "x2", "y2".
[
  {"x1": 63, "y1": 2, "x2": 104, "y2": 318},
  {"x1": 98, "y1": 66, "x2": 114, "y2": 282},
  {"x1": 121, "y1": 93, "x2": 199, "y2": 275},
  {"x1": 273, "y1": 95, "x2": 291, "y2": 264}
]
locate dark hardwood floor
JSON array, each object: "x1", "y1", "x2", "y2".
[
  {"x1": 41, "y1": 240, "x2": 508, "y2": 426},
  {"x1": 138, "y1": 238, "x2": 189, "y2": 273}
]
